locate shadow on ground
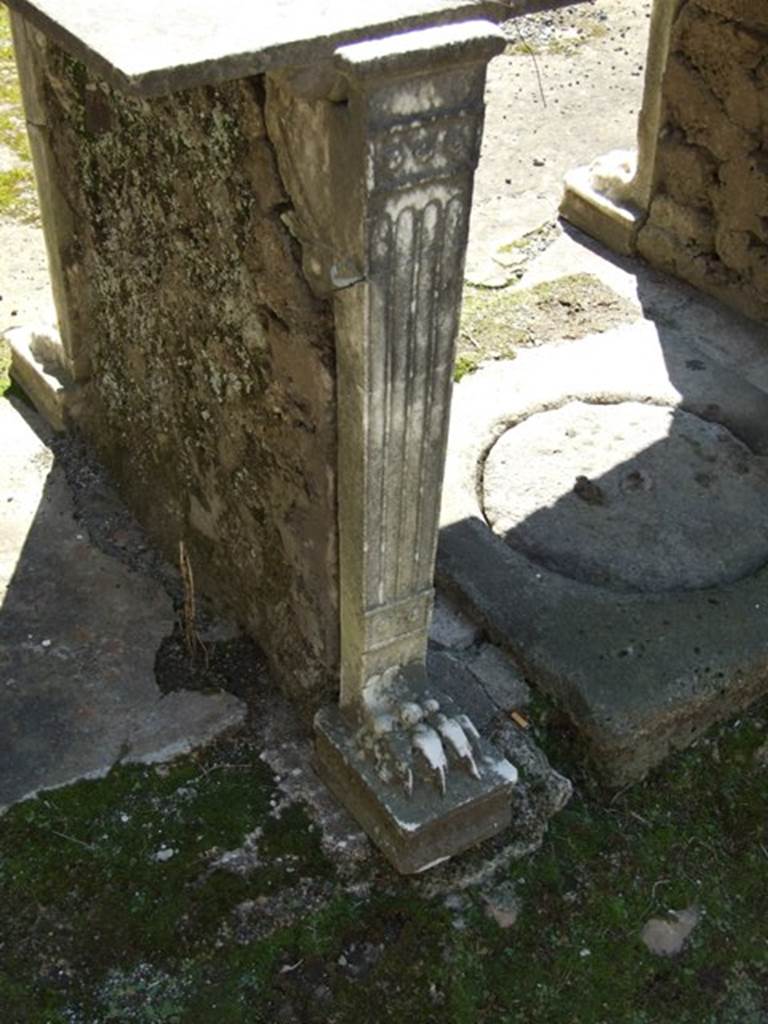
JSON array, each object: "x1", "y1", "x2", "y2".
[{"x1": 0, "y1": 395, "x2": 247, "y2": 811}]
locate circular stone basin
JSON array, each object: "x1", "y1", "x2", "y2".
[{"x1": 482, "y1": 400, "x2": 768, "y2": 593}]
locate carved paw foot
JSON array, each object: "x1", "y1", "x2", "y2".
[{"x1": 354, "y1": 672, "x2": 503, "y2": 798}]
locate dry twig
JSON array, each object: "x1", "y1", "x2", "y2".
[{"x1": 179, "y1": 540, "x2": 207, "y2": 664}]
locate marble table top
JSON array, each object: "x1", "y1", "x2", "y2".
[{"x1": 7, "y1": 0, "x2": 507, "y2": 94}]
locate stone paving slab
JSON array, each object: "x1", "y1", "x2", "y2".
[
  {"x1": 438, "y1": 513, "x2": 768, "y2": 784},
  {"x1": 438, "y1": 317, "x2": 768, "y2": 784},
  {"x1": 0, "y1": 398, "x2": 245, "y2": 812},
  {"x1": 483, "y1": 400, "x2": 768, "y2": 593},
  {"x1": 442, "y1": 318, "x2": 768, "y2": 533}
]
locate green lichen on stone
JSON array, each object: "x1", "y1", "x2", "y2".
[
  {"x1": 0, "y1": 731, "x2": 334, "y2": 1021},
  {"x1": 32, "y1": 40, "x2": 338, "y2": 711}
]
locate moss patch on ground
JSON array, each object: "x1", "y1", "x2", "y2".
[
  {"x1": 1, "y1": 697, "x2": 766, "y2": 1023},
  {"x1": 0, "y1": 4, "x2": 38, "y2": 221},
  {"x1": 0, "y1": 732, "x2": 335, "y2": 1022},
  {"x1": 456, "y1": 273, "x2": 638, "y2": 380}
]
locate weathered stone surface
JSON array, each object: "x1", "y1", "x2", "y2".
[
  {"x1": 12, "y1": 7, "x2": 519, "y2": 871},
  {"x1": 483, "y1": 400, "x2": 768, "y2": 593},
  {"x1": 429, "y1": 592, "x2": 481, "y2": 651},
  {"x1": 261, "y1": 22, "x2": 504, "y2": 716},
  {"x1": 18, "y1": 31, "x2": 340, "y2": 713},
  {"x1": 558, "y1": 0, "x2": 681, "y2": 252},
  {"x1": 491, "y1": 720, "x2": 572, "y2": 833},
  {"x1": 655, "y1": 131, "x2": 718, "y2": 210},
  {"x1": 3, "y1": 0, "x2": 502, "y2": 95},
  {"x1": 292, "y1": 22, "x2": 519, "y2": 872},
  {"x1": 426, "y1": 648, "x2": 500, "y2": 731},
  {"x1": 662, "y1": 54, "x2": 752, "y2": 164},
  {"x1": 641, "y1": 907, "x2": 700, "y2": 957},
  {"x1": 562, "y1": 0, "x2": 768, "y2": 324},
  {"x1": 559, "y1": 152, "x2": 643, "y2": 257},
  {"x1": 675, "y1": 6, "x2": 766, "y2": 131},
  {"x1": 645, "y1": 194, "x2": 715, "y2": 250},
  {"x1": 465, "y1": 644, "x2": 530, "y2": 712},
  {"x1": 426, "y1": 645, "x2": 530, "y2": 732},
  {"x1": 636, "y1": 0, "x2": 768, "y2": 322},
  {"x1": 694, "y1": 0, "x2": 768, "y2": 34}
]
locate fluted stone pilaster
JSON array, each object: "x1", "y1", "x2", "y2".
[{"x1": 268, "y1": 22, "x2": 519, "y2": 872}]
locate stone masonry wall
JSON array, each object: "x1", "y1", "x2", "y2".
[
  {"x1": 33, "y1": 38, "x2": 340, "y2": 713},
  {"x1": 637, "y1": 0, "x2": 768, "y2": 322}
]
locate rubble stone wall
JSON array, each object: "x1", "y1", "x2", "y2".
[
  {"x1": 34, "y1": 37, "x2": 340, "y2": 712},
  {"x1": 637, "y1": 0, "x2": 768, "y2": 322}
]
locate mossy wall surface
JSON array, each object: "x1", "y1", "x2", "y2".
[
  {"x1": 638, "y1": 0, "x2": 768, "y2": 322},
  {"x1": 30, "y1": 34, "x2": 339, "y2": 711}
]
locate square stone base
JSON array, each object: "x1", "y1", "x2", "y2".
[{"x1": 314, "y1": 704, "x2": 516, "y2": 874}]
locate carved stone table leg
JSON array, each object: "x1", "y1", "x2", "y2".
[{"x1": 267, "y1": 21, "x2": 518, "y2": 873}]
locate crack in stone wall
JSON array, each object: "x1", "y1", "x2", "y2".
[
  {"x1": 33, "y1": 39, "x2": 340, "y2": 713},
  {"x1": 637, "y1": 0, "x2": 768, "y2": 322}
]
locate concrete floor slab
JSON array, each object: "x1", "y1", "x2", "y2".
[{"x1": 0, "y1": 398, "x2": 245, "y2": 813}]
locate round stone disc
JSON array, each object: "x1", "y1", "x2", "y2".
[{"x1": 482, "y1": 400, "x2": 768, "y2": 593}]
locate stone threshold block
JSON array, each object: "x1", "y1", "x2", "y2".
[
  {"x1": 560, "y1": 0, "x2": 768, "y2": 324},
  {"x1": 5, "y1": 324, "x2": 78, "y2": 432},
  {"x1": 5, "y1": 0, "x2": 527, "y2": 871},
  {"x1": 560, "y1": 149, "x2": 644, "y2": 257},
  {"x1": 559, "y1": 0, "x2": 678, "y2": 257}
]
